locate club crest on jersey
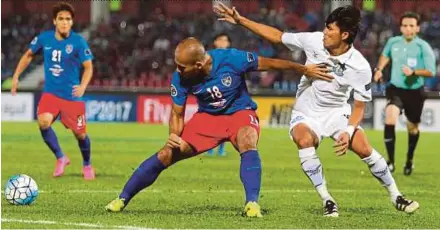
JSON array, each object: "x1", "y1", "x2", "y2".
[
  {"x1": 221, "y1": 76, "x2": 232, "y2": 87},
  {"x1": 65, "y1": 44, "x2": 73, "y2": 54},
  {"x1": 328, "y1": 58, "x2": 346, "y2": 77},
  {"x1": 332, "y1": 63, "x2": 346, "y2": 77}
]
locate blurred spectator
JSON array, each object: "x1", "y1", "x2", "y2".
[{"x1": 2, "y1": 2, "x2": 439, "y2": 92}]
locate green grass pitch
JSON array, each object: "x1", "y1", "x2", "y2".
[{"x1": 2, "y1": 122, "x2": 440, "y2": 228}]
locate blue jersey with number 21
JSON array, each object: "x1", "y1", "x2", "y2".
[
  {"x1": 28, "y1": 30, "x2": 94, "y2": 101},
  {"x1": 171, "y1": 48, "x2": 259, "y2": 115}
]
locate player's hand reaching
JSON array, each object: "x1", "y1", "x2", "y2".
[
  {"x1": 333, "y1": 132, "x2": 350, "y2": 156},
  {"x1": 304, "y1": 63, "x2": 334, "y2": 82},
  {"x1": 11, "y1": 78, "x2": 19, "y2": 96},
  {"x1": 214, "y1": 2, "x2": 242, "y2": 24},
  {"x1": 402, "y1": 65, "x2": 414, "y2": 77},
  {"x1": 72, "y1": 85, "x2": 86, "y2": 98},
  {"x1": 167, "y1": 133, "x2": 182, "y2": 149}
]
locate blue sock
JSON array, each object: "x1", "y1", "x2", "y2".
[
  {"x1": 119, "y1": 153, "x2": 166, "y2": 205},
  {"x1": 240, "y1": 150, "x2": 261, "y2": 203},
  {"x1": 218, "y1": 143, "x2": 225, "y2": 155},
  {"x1": 40, "y1": 127, "x2": 64, "y2": 159},
  {"x1": 78, "y1": 135, "x2": 91, "y2": 166}
]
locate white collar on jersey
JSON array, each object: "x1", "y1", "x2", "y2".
[{"x1": 323, "y1": 45, "x2": 355, "y2": 64}]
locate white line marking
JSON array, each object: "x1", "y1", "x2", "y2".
[
  {"x1": 1, "y1": 218, "x2": 154, "y2": 229},
  {"x1": 1, "y1": 188, "x2": 433, "y2": 195}
]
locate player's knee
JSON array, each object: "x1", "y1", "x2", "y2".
[
  {"x1": 407, "y1": 122, "x2": 419, "y2": 135},
  {"x1": 354, "y1": 144, "x2": 372, "y2": 158},
  {"x1": 236, "y1": 127, "x2": 258, "y2": 152},
  {"x1": 384, "y1": 106, "x2": 399, "y2": 125},
  {"x1": 295, "y1": 137, "x2": 315, "y2": 149},
  {"x1": 38, "y1": 119, "x2": 51, "y2": 130},
  {"x1": 74, "y1": 132, "x2": 86, "y2": 140},
  {"x1": 157, "y1": 147, "x2": 173, "y2": 166}
]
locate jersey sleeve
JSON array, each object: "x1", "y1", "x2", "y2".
[
  {"x1": 78, "y1": 38, "x2": 94, "y2": 63},
  {"x1": 28, "y1": 34, "x2": 43, "y2": 54},
  {"x1": 421, "y1": 42, "x2": 436, "y2": 75},
  {"x1": 229, "y1": 49, "x2": 259, "y2": 73},
  {"x1": 281, "y1": 32, "x2": 315, "y2": 51},
  {"x1": 381, "y1": 37, "x2": 394, "y2": 58},
  {"x1": 352, "y1": 68, "x2": 373, "y2": 102},
  {"x1": 170, "y1": 72, "x2": 188, "y2": 106}
]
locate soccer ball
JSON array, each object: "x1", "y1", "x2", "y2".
[{"x1": 4, "y1": 174, "x2": 39, "y2": 205}]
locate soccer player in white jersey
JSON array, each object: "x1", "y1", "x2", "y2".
[{"x1": 215, "y1": 4, "x2": 419, "y2": 217}]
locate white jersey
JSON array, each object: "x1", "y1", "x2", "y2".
[{"x1": 281, "y1": 32, "x2": 372, "y2": 116}]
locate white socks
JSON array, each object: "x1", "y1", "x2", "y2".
[
  {"x1": 362, "y1": 149, "x2": 401, "y2": 201},
  {"x1": 299, "y1": 147, "x2": 333, "y2": 202}
]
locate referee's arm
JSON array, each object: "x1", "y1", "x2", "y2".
[
  {"x1": 413, "y1": 42, "x2": 437, "y2": 78},
  {"x1": 373, "y1": 39, "x2": 393, "y2": 82}
]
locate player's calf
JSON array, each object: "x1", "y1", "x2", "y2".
[{"x1": 234, "y1": 126, "x2": 262, "y2": 211}]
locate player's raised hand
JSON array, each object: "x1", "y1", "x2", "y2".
[
  {"x1": 373, "y1": 69, "x2": 383, "y2": 82},
  {"x1": 11, "y1": 78, "x2": 19, "y2": 96},
  {"x1": 214, "y1": 2, "x2": 242, "y2": 24},
  {"x1": 333, "y1": 132, "x2": 350, "y2": 156},
  {"x1": 72, "y1": 85, "x2": 86, "y2": 98},
  {"x1": 167, "y1": 133, "x2": 182, "y2": 149},
  {"x1": 304, "y1": 63, "x2": 334, "y2": 82}
]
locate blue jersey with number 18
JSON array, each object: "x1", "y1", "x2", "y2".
[
  {"x1": 28, "y1": 30, "x2": 94, "y2": 101},
  {"x1": 171, "y1": 48, "x2": 259, "y2": 115}
]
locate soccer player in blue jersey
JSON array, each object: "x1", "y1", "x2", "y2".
[
  {"x1": 11, "y1": 2, "x2": 95, "y2": 180},
  {"x1": 105, "y1": 37, "x2": 333, "y2": 216}
]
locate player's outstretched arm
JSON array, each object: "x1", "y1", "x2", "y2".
[
  {"x1": 73, "y1": 60, "x2": 93, "y2": 98},
  {"x1": 11, "y1": 49, "x2": 35, "y2": 95},
  {"x1": 257, "y1": 57, "x2": 334, "y2": 82},
  {"x1": 214, "y1": 2, "x2": 283, "y2": 44}
]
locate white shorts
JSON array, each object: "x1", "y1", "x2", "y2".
[{"x1": 289, "y1": 104, "x2": 355, "y2": 142}]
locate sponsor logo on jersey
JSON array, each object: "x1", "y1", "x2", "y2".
[
  {"x1": 209, "y1": 99, "x2": 227, "y2": 108},
  {"x1": 66, "y1": 44, "x2": 73, "y2": 54},
  {"x1": 221, "y1": 76, "x2": 232, "y2": 87},
  {"x1": 170, "y1": 84, "x2": 178, "y2": 96},
  {"x1": 49, "y1": 64, "x2": 64, "y2": 77}
]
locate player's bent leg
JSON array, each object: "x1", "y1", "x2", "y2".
[
  {"x1": 404, "y1": 121, "x2": 420, "y2": 175},
  {"x1": 290, "y1": 124, "x2": 337, "y2": 217},
  {"x1": 73, "y1": 131, "x2": 95, "y2": 180},
  {"x1": 106, "y1": 141, "x2": 196, "y2": 212},
  {"x1": 38, "y1": 113, "x2": 69, "y2": 177},
  {"x1": 234, "y1": 126, "x2": 262, "y2": 218},
  {"x1": 349, "y1": 129, "x2": 419, "y2": 213},
  {"x1": 384, "y1": 104, "x2": 400, "y2": 172}
]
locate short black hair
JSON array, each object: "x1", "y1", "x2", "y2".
[
  {"x1": 400, "y1": 12, "x2": 420, "y2": 26},
  {"x1": 53, "y1": 2, "x2": 75, "y2": 19},
  {"x1": 213, "y1": 33, "x2": 232, "y2": 43},
  {"x1": 325, "y1": 5, "x2": 361, "y2": 45}
]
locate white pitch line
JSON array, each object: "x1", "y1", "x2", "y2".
[
  {"x1": 1, "y1": 218, "x2": 154, "y2": 229},
  {"x1": 1, "y1": 188, "x2": 434, "y2": 194}
]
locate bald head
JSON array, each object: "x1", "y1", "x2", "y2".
[{"x1": 174, "y1": 37, "x2": 206, "y2": 66}]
